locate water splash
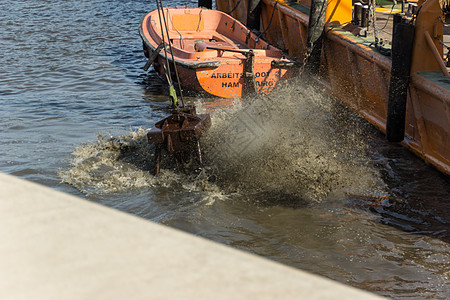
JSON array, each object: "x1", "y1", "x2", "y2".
[
  {"x1": 58, "y1": 128, "x2": 227, "y2": 202},
  {"x1": 60, "y1": 78, "x2": 382, "y2": 203},
  {"x1": 59, "y1": 129, "x2": 153, "y2": 195},
  {"x1": 198, "y1": 78, "x2": 382, "y2": 204}
]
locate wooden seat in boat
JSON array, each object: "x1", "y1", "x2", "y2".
[{"x1": 194, "y1": 40, "x2": 236, "y2": 52}]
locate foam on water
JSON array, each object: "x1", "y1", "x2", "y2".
[
  {"x1": 59, "y1": 129, "x2": 153, "y2": 195},
  {"x1": 59, "y1": 77, "x2": 384, "y2": 204},
  {"x1": 58, "y1": 128, "x2": 227, "y2": 202}
]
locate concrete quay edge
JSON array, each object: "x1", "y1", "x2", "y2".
[{"x1": 0, "y1": 173, "x2": 384, "y2": 300}]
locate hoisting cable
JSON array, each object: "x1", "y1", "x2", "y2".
[
  {"x1": 156, "y1": 0, "x2": 185, "y2": 108},
  {"x1": 160, "y1": 2, "x2": 185, "y2": 108},
  {"x1": 155, "y1": 0, "x2": 177, "y2": 107},
  {"x1": 155, "y1": 2, "x2": 171, "y2": 84}
]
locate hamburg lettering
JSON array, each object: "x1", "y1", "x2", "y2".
[
  {"x1": 255, "y1": 81, "x2": 274, "y2": 87},
  {"x1": 222, "y1": 82, "x2": 240, "y2": 88}
]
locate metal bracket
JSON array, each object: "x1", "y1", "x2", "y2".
[
  {"x1": 143, "y1": 42, "x2": 164, "y2": 71},
  {"x1": 243, "y1": 50, "x2": 257, "y2": 95}
]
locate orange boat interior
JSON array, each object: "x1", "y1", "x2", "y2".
[{"x1": 142, "y1": 8, "x2": 285, "y2": 60}]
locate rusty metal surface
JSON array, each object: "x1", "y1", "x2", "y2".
[
  {"x1": 148, "y1": 109, "x2": 211, "y2": 153},
  {"x1": 147, "y1": 106, "x2": 211, "y2": 175}
]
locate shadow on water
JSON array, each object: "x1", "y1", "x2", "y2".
[{"x1": 350, "y1": 133, "x2": 450, "y2": 243}]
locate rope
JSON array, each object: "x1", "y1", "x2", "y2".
[
  {"x1": 437, "y1": 35, "x2": 450, "y2": 49},
  {"x1": 410, "y1": 3, "x2": 423, "y2": 23},
  {"x1": 257, "y1": 0, "x2": 278, "y2": 39},
  {"x1": 197, "y1": 8, "x2": 203, "y2": 31},
  {"x1": 379, "y1": 2, "x2": 396, "y2": 32},
  {"x1": 439, "y1": 15, "x2": 449, "y2": 25},
  {"x1": 227, "y1": 0, "x2": 242, "y2": 14},
  {"x1": 168, "y1": 11, "x2": 185, "y2": 49}
]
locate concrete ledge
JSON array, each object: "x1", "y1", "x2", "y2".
[{"x1": 0, "y1": 173, "x2": 383, "y2": 299}]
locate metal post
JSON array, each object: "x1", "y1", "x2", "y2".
[
  {"x1": 353, "y1": 2, "x2": 362, "y2": 25},
  {"x1": 386, "y1": 20, "x2": 415, "y2": 142},
  {"x1": 361, "y1": 5, "x2": 369, "y2": 27}
]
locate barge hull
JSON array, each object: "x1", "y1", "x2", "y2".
[{"x1": 217, "y1": 0, "x2": 450, "y2": 174}]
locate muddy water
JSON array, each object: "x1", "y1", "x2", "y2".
[{"x1": 1, "y1": 1, "x2": 449, "y2": 298}]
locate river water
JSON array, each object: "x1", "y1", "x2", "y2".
[{"x1": 1, "y1": 0, "x2": 449, "y2": 298}]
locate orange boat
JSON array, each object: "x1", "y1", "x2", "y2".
[{"x1": 139, "y1": 7, "x2": 295, "y2": 98}]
